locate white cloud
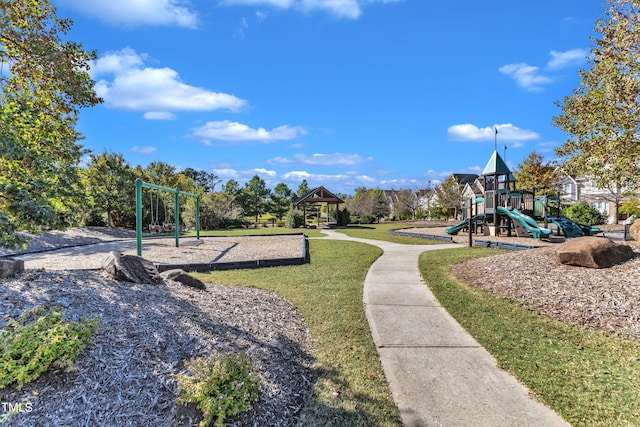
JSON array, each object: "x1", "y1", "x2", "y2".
[
  {"x1": 499, "y1": 63, "x2": 553, "y2": 91},
  {"x1": 448, "y1": 123, "x2": 540, "y2": 142},
  {"x1": 221, "y1": 0, "x2": 403, "y2": 19},
  {"x1": 266, "y1": 156, "x2": 294, "y2": 165},
  {"x1": 91, "y1": 48, "x2": 247, "y2": 116},
  {"x1": 267, "y1": 152, "x2": 370, "y2": 166},
  {"x1": 253, "y1": 168, "x2": 277, "y2": 177},
  {"x1": 144, "y1": 112, "x2": 176, "y2": 120},
  {"x1": 547, "y1": 49, "x2": 587, "y2": 69},
  {"x1": 189, "y1": 120, "x2": 307, "y2": 143},
  {"x1": 499, "y1": 48, "x2": 587, "y2": 91},
  {"x1": 294, "y1": 153, "x2": 370, "y2": 166},
  {"x1": 56, "y1": 0, "x2": 198, "y2": 28},
  {"x1": 130, "y1": 145, "x2": 157, "y2": 155}
]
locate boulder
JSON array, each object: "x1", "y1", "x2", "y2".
[
  {"x1": 629, "y1": 221, "x2": 640, "y2": 241},
  {"x1": 0, "y1": 259, "x2": 24, "y2": 279},
  {"x1": 101, "y1": 251, "x2": 163, "y2": 284},
  {"x1": 160, "y1": 269, "x2": 206, "y2": 290},
  {"x1": 555, "y1": 236, "x2": 635, "y2": 268}
]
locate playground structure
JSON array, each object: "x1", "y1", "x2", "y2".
[
  {"x1": 446, "y1": 151, "x2": 601, "y2": 239},
  {"x1": 135, "y1": 179, "x2": 200, "y2": 256}
]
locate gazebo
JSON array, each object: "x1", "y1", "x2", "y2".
[{"x1": 294, "y1": 186, "x2": 344, "y2": 227}]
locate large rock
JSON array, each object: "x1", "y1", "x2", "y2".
[
  {"x1": 101, "y1": 251, "x2": 163, "y2": 284},
  {"x1": 160, "y1": 269, "x2": 206, "y2": 290},
  {"x1": 629, "y1": 221, "x2": 640, "y2": 241},
  {"x1": 0, "y1": 259, "x2": 24, "y2": 279},
  {"x1": 556, "y1": 236, "x2": 635, "y2": 268}
]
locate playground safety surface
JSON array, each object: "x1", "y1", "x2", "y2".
[{"x1": 8, "y1": 233, "x2": 307, "y2": 271}]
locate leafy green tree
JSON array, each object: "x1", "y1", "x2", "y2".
[
  {"x1": 237, "y1": 175, "x2": 272, "y2": 224},
  {"x1": 553, "y1": 0, "x2": 640, "y2": 223},
  {"x1": 182, "y1": 168, "x2": 220, "y2": 193},
  {"x1": 0, "y1": 0, "x2": 101, "y2": 247},
  {"x1": 82, "y1": 151, "x2": 136, "y2": 228},
  {"x1": 514, "y1": 151, "x2": 556, "y2": 194},
  {"x1": 223, "y1": 179, "x2": 241, "y2": 196},
  {"x1": 435, "y1": 175, "x2": 464, "y2": 219},
  {"x1": 271, "y1": 182, "x2": 294, "y2": 220},
  {"x1": 297, "y1": 179, "x2": 311, "y2": 197},
  {"x1": 184, "y1": 191, "x2": 238, "y2": 230}
]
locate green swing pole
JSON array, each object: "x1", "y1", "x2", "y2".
[
  {"x1": 135, "y1": 178, "x2": 200, "y2": 257},
  {"x1": 136, "y1": 178, "x2": 143, "y2": 256}
]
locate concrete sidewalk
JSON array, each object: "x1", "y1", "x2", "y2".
[{"x1": 322, "y1": 229, "x2": 568, "y2": 427}]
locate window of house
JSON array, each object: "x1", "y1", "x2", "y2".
[{"x1": 591, "y1": 201, "x2": 609, "y2": 216}]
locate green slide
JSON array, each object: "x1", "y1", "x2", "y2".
[
  {"x1": 446, "y1": 214, "x2": 485, "y2": 235},
  {"x1": 547, "y1": 216, "x2": 601, "y2": 237},
  {"x1": 496, "y1": 206, "x2": 552, "y2": 239}
]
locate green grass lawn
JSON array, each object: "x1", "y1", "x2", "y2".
[
  {"x1": 333, "y1": 223, "x2": 446, "y2": 245},
  {"x1": 191, "y1": 226, "x2": 640, "y2": 425},
  {"x1": 193, "y1": 239, "x2": 403, "y2": 427},
  {"x1": 419, "y1": 247, "x2": 640, "y2": 426}
]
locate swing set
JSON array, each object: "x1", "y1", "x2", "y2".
[{"x1": 135, "y1": 178, "x2": 200, "y2": 256}]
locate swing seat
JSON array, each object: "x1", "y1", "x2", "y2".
[
  {"x1": 149, "y1": 224, "x2": 162, "y2": 233},
  {"x1": 163, "y1": 223, "x2": 175, "y2": 232}
]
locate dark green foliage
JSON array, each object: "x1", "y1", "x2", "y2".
[
  {"x1": 336, "y1": 208, "x2": 351, "y2": 226},
  {"x1": 563, "y1": 201, "x2": 607, "y2": 225}
]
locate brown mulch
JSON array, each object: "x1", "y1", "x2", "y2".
[
  {"x1": 0, "y1": 229, "x2": 314, "y2": 426},
  {"x1": 448, "y1": 237, "x2": 640, "y2": 342}
]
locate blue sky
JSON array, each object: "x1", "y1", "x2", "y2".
[{"x1": 53, "y1": 0, "x2": 604, "y2": 195}]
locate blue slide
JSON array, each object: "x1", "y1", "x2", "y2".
[
  {"x1": 446, "y1": 214, "x2": 485, "y2": 235},
  {"x1": 496, "y1": 206, "x2": 552, "y2": 239}
]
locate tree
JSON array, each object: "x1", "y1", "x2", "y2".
[
  {"x1": 223, "y1": 179, "x2": 241, "y2": 196},
  {"x1": 271, "y1": 182, "x2": 294, "y2": 221},
  {"x1": 82, "y1": 151, "x2": 136, "y2": 228},
  {"x1": 297, "y1": 179, "x2": 311, "y2": 197},
  {"x1": 552, "y1": 0, "x2": 640, "y2": 223},
  {"x1": 395, "y1": 189, "x2": 421, "y2": 220},
  {"x1": 182, "y1": 168, "x2": 220, "y2": 193},
  {"x1": 514, "y1": 151, "x2": 556, "y2": 194},
  {"x1": 435, "y1": 175, "x2": 464, "y2": 219},
  {"x1": 0, "y1": 0, "x2": 102, "y2": 247},
  {"x1": 347, "y1": 187, "x2": 390, "y2": 223},
  {"x1": 237, "y1": 175, "x2": 272, "y2": 224}
]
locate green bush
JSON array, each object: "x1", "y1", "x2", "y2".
[
  {"x1": 336, "y1": 208, "x2": 351, "y2": 226},
  {"x1": 286, "y1": 208, "x2": 305, "y2": 228},
  {"x1": 0, "y1": 306, "x2": 99, "y2": 390},
  {"x1": 563, "y1": 201, "x2": 607, "y2": 225},
  {"x1": 620, "y1": 198, "x2": 640, "y2": 219},
  {"x1": 174, "y1": 353, "x2": 261, "y2": 427}
]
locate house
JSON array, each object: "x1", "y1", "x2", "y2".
[{"x1": 555, "y1": 174, "x2": 630, "y2": 223}]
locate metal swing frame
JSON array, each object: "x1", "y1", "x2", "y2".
[{"x1": 135, "y1": 178, "x2": 200, "y2": 256}]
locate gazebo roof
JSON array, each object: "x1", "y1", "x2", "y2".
[
  {"x1": 481, "y1": 150, "x2": 511, "y2": 176},
  {"x1": 294, "y1": 186, "x2": 344, "y2": 206}
]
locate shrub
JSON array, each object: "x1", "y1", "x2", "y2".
[
  {"x1": 0, "y1": 306, "x2": 100, "y2": 390},
  {"x1": 620, "y1": 198, "x2": 640, "y2": 219},
  {"x1": 336, "y1": 208, "x2": 351, "y2": 226},
  {"x1": 563, "y1": 201, "x2": 607, "y2": 225},
  {"x1": 286, "y1": 208, "x2": 305, "y2": 228},
  {"x1": 174, "y1": 353, "x2": 261, "y2": 427}
]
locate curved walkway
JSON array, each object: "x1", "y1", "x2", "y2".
[{"x1": 322, "y1": 229, "x2": 568, "y2": 427}]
